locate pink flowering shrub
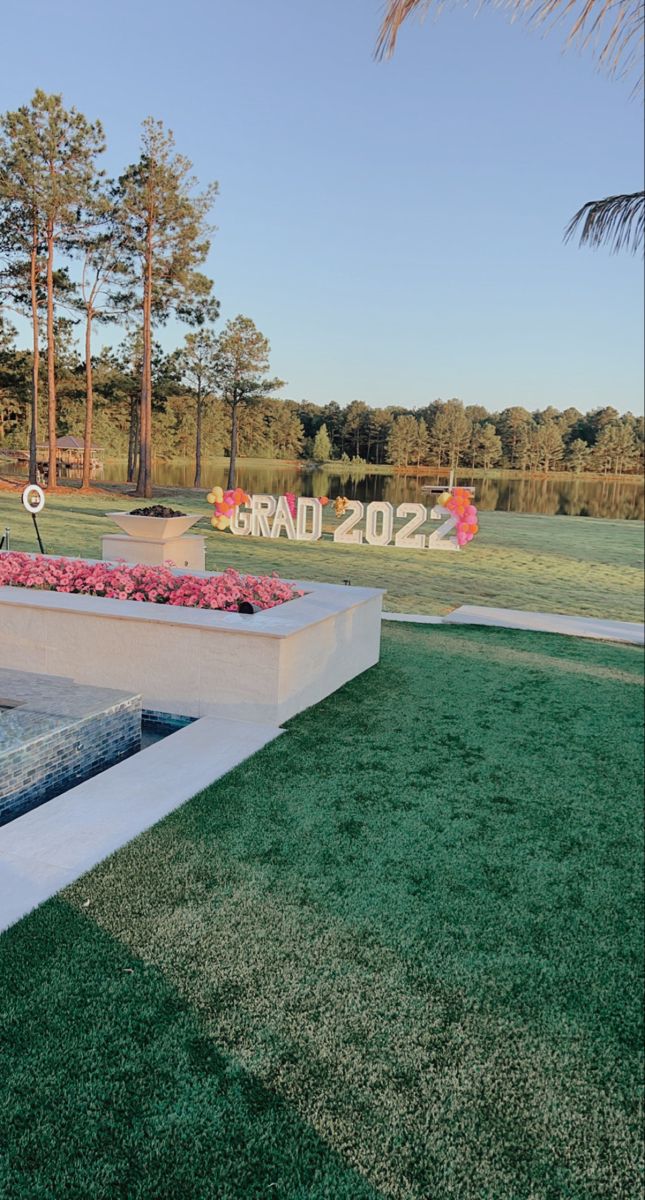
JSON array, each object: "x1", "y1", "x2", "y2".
[{"x1": 0, "y1": 553, "x2": 303, "y2": 612}]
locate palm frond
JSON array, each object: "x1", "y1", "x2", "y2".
[
  {"x1": 564, "y1": 190, "x2": 645, "y2": 253},
  {"x1": 376, "y1": 0, "x2": 644, "y2": 85}
]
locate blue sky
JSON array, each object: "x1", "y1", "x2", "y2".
[{"x1": 2, "y1": 0, "x2": 643, "y2": 414}]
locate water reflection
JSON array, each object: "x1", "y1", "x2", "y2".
[{"x1": 43, "y1": 458, "x2": 645, "y2": 521}]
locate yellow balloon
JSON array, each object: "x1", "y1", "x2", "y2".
[
  {"x1": 438, "y1": 491, "x2": 451, "y2": 506},
  {"x1": 212, "y1": 486, "x2": 224, "y2": 503},
  {"x1": 210, "y1": 515, "x2": 219, "y2": 527},
  {"x1": 218, "y1": 515, "x2": 230, "y2": 529},
  {"x1": 206, "y1": 492, "x2": 215, "y2": 504}
]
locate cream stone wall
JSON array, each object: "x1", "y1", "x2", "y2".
[{"x1": 0, "y1": 565, "x2": 383, "y2": 725}]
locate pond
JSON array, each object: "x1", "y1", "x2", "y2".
[
  {"x1": 102, "y1": 460, "x2": 643, "y2": 520},
  {"x1": 3, "y1": 456, "x2": 643, "y2": 519}
]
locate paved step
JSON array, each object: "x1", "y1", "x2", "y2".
[
  {"x1": 381, "y1": 612, "x2": 443, "y2": 625},
  {"x1": 383, "y1": 608, "x2": 644, "y2": 645},
  {"x1": 442, "y1": 605, "x2": 644, "y2": 645}
]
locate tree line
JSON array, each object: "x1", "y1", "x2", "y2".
[
  {"x1": 0, "y1": 91, "x2": 283, "y2": 495},
  {"x1": 1, "y1": 93, "x2": 642, "y2": 491},
  {"x1": 1, "y1": 320, "x2": 642, "y2": 478}
]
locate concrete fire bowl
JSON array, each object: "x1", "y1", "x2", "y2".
[{"x1": 106, "y1": 513, "x2": 203, "y2": 541}]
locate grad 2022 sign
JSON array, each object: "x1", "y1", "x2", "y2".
[{"x1": 208, "y1": 489, "x2": 479, "y2": 552}]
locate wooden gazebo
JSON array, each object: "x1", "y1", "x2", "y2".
[
  {"x1": 41, "y1": 436, "x2": 104, "y2": 466},
  {"x1": 25, "y1": 436, "x2": 105, "y2": 481}
]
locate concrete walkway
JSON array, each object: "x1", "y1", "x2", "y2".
[
  {"x1": 0, "y1": 716, "x2": 281, "y2": 933},
  {"x1": 383, "y1": 606, "x2": 644, "y2": 645}
]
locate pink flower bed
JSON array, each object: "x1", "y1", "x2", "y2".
[{"x1": 0, "y1": 553, "x2": 302, "y2": 612}]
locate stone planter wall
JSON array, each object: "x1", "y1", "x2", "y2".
[{"x1": 0, "y1": 559, "x2": 383, "y2": 726}]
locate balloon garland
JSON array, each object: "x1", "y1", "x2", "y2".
[
  {"x1": 437, "y1": 486, "x2": 479, "y2": 547},
  {"x1": 206, "y1": 485, "x2": 250, "y2": 530}
]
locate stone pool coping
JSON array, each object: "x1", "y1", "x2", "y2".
[
  {"x1": 0, "y1": 668, "x2": 141, "y2": 826},
  {"x1": 0, "y1": 667, "x2": 139, "y2": 754},
  {"x1": 0, "y1": 714, "x2": 283, "y2": 933},
  {"x1": 0, "y1": 557, "x2": 381, "y2": 639}
]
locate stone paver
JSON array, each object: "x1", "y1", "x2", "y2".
[
  {"x1": 442, "y1": 605, "x2": 644, "y2": 645},
  {"x1": 383, "y1": 607, "x2": 644, "y2": 645}
]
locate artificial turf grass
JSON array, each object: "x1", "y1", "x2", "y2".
[
  {"x1": 0, "y1": 901, "x2": 379, "y2": 1200},
  {"x1": 0, "y1": 487, "x2": 643, "y2": 621},
  {"x1": 1, "y1": 624, "x2": 643, "y2": 1199}
]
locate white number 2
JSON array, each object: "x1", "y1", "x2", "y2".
[
  {"x1": 333, "y1": 500, "x2": 364, "y2": 544},
  {"x1": 427, "y1": 511, "x2": 458, "y2": 551},
  {"x1": 394, "y1": 503, "x2": 426, "y2": 549}
]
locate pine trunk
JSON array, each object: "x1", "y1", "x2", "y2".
[
  {"x1": 82, "y1": 309, "x2": 93, "y2": 489},
  {"x1": 46, "y1": 222, "x2": 57, "y2": 489},
  {"x1": 194, "y1": 382, "x2": 202, "y2": 488},
  {"x1": 127, "y1": 394, "x2": 139, "y2": 482},
  {"x1": 29, "y1": 219, "x2": 39, "y2": 485},
  {"x1": 227, "y1": 400, "x2": 238, "y2": 490},
  {"x1": 136, "y1": 218, "x2": 154, "y2": 499}
]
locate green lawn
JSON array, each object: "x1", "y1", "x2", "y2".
[
  {"x1": 1, "y1": 623, "x2": 643, "y2": 1199},
  {"x1": 0, "y1": 484, "x2": 643, "y2": 620}
]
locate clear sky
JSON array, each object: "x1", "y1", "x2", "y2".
[{"x1": 1, "y1": 0, "x2": 643, "y2": 414}]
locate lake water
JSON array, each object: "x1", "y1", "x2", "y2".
[
  {"x1": 101, "y1": 460, "x2": 643, "y2": 520},
  {"x1": 3, "y1": 456, "x2": 643, "y2": 519}
]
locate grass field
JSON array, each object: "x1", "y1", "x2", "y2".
[
  {"x1": 0, "y1": 484, "x2": 643, "y2": 620},
  {"x1": 0, "y1": 622, "x2": 643, "y2": 1198}
]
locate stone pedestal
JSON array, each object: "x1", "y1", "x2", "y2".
[{"x1": 102, "y1": 533, "x2": 206, "y2": 570}]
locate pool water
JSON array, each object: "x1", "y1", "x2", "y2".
[{"x1": 141, "y1": 713, "x2": 194, "y2": 749}]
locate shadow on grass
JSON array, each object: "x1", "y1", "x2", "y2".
[{"x1": 0, "y1": 900, "x2": 380, "y2": 1200}]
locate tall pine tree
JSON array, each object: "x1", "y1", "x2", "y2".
[{"x1": 115, "y1": 119, "x2": 217, "y2": 497}]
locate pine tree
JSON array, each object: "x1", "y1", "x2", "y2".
[
  {"x1": 177, "y1": 328, "x2": 219, "y2": 487},
  {"x1": 498, "y1": 407, "x2": 533, "y2": 468},
  {"x1": 313, "y1": 422, "x2": 332, "y2": 463},
  {"x1": 593, "y1": 422, "x2": 639, "y2": 474},
  {"x1": 537, "y1": 421, "x2": 565, "y2": 472},
  {"x1": 212, "y1": 315, "x2": 283, "y2": 488},
  {"x1": 343, "y1": 400, "x2": 370, "y2": 458},
  {"x1": 115, "y1": 118, "x2": 217, "y2": 497},
  {"x1": 386, "y1": 414, "x2": 419, "y2": 466},
  {"x1": 472, "y1": 423, "x2": 503, "y2": 469},
  {"x1": 567, "y1": 438, "x2": 592, "y2": 473},
  {"x1": 76, "y1": 187, "x2": 134, "y2": 487},
  {"x1": 429, "y1": 400, "x2": 472, "y2": 468},
  {"x1": 414, "y1": 418, "x2": 430, "y2": 467},
  {"x1": 0, "y1": 92, "x2": 105, "y2": 488},
  {"x1": 0, "y1": 105, "x2": 45, "y2": 481}
]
